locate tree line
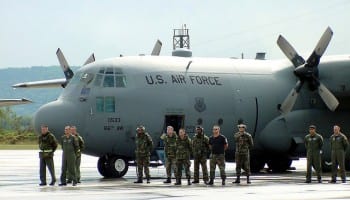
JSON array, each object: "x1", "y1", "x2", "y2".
[{"x1": 0, "y1": 107, "x2": 36, "y2": 144}]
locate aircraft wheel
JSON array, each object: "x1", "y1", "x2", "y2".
[
  {"x1": 267, "y1": 158, "x2": 292, "y2": 172},
  {"x1": 345, "y1": 159, "x2": 350, "y2": 171},
  {"x1": 321, "y1": 158, "x2": 332, "y2": 172},
  {"x1": 97, "y1": 156, "x2": 112, "y2": 177},
  {"x1": 109, "y1": 156, "x2": 129, "y2": 178},
  {"x1": 250, "y1": 157, "x2": 266, "y2": 173}
]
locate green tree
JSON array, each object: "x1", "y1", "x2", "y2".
[{"x1": 0, "y1": 107, "x2": 35, "y2": 144}]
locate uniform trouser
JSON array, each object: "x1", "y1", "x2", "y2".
[
  {"x1": 306, "y1": 152, "x2": 321, "y2": 181},
  {"x1": 68, "y1": 155, "x2": 81, "y2": 182},
  {"x1": 331, "y1": 150, "x2": 346, "y2": 180},
  {"x1": 176, "y1": 159, "x2": 191, "y2": 179},
  {"x1": 136, "y1": 156, "x2": 150, "y2": 179},
  {"x1": 235, "y1": 152, "x2": 251, "y2": 176},
  {"x1": 39, "y1": 157, "x2": 56, "y2": 184},
  {"x1": 193, "y1": 156, "x2": 208, "y2": 181},
  {"x1": 209, "y1": 154, "x2": 226, "y2": 179},
  {"x1": 165, "y1": 156, "x2": 177, "y2": 178},
  {"x1": 60, "y1": 153, "x2": 77, "y2": 184}
]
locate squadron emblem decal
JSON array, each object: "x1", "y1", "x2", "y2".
[{"x1": 194, "y1": 97, "x2": 206, "y2": 112}]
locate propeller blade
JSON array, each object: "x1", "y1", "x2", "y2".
[
  {"x1": 83, "y1": 53, "x2": 95, "y2": 65},
  {"x1": 151, "y1": 39, "x2": 162, "y2": 56},
  {"x1": 56, "y1": 48, "x2": 74, "y2": 80},
  {"x1": 277, "y1": 35, "x2": 305, "y2": 67},
  {"x1": 318, "y1": 83, "x2": 339, "y2": 111},
  {"x1": 279, "y1": 81, "x2": 304, "y2": 114},
  {"x1": 306, "y1": 27, "x2": 333, "y2": 67}
]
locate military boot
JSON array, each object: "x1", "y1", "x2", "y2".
[
  {"x1": 188, "y1": 178, "x2": 192, "y2": 185},
  {"x1": 233, "y1": 176, "x2": 240, "y2": 184},
  {"x1": 163, "y1": 177, "x2": 171, "y2": 183},
  {"x1": 222, "y1": 178, "x2": 225, "y2": 186},
  {"x1": 207, "y1": 178, "x2": 214, "y2": 185},
  {"x1": 174, "y1": 178, "x2": 181, "y2": 185},
  {"x1": 247, "y1": 176, "x2": 251, "y2": 184},
  {"x1": 192, "y1": 179, "x2": 199, "y2": 184},
  {"x1": 134, "y1": 177, "x2": 143, "y2": 183}
]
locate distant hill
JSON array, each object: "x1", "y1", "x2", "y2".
[{"x1": 0, "y1": 66, "x2": 78, "y2": 116}]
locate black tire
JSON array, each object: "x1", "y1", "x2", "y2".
[
  {"x1": 97, "y1": 156, "x2": 112, "y2": 177},
  {"x1": 250, "y1": 157, "x2": 266, "y2": 173},
  {"x1": 321, "y1": 158, "x2": 332, "y2": 172},
  {"x1": 267, "y1": 158, "x2": 292, "y2": 172},
  {"x1": 109, "y1": 156, "x2": 129, "y2": 178}
]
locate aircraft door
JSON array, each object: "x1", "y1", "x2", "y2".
[
  {"x1": 156, "y1": 115, "x2": 185, "y2": 164},
  {"x1": 163, "y1": 115, "x2": 185, "y2": 134},
  {"x1": 234, "y1": 97, "x2": 258, "y2": 137}
]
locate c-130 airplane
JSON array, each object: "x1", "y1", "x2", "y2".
[{"x1": 14, "y1": 26, "x2": 350, "y2": 178}]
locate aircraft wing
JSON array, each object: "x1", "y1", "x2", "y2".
[
  {"x1": 12, "y1": 78, "x2": 66, "y2": 88},
  {"x1": 0, "y1": 98, "x2": 32, "y2": 106}
]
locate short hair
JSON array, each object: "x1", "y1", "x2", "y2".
[
  {"x1": 309, "y1": 125, "x2": 316, "y2": 129},
  {"x1": 213, "y1": 125, "x2": 220, "y2": 130}
]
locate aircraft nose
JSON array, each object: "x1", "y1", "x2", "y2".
[{"x1": 33, "y1": 100, "x2": 83, "y2": 136}]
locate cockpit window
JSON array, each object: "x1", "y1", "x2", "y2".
[
  {"x1": 94, "y1": 74, "x2": 103, "y2": 86},
  {"x1": 103, "y1": 75, "x2": 114, "y2": 87},
  {"x1": 115, "y1": 75, "x2": 126, "y2": 87},
  {"x1": 106, "y1": 67, "x2": 114, "y2": 74},
  {"x1": 94, "y1": 67, "x2": 127, "y2": 88}
]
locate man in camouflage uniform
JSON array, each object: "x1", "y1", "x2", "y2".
[
  {"x1": 38, "y1": 124, "x2": 58, "y2": 186},
  {"x1": 175, "y1": 128, "x2": 192, "y2": 185},
  {"x1": 233, "y1": 124, "x2": 253, "y2": 184},
  {"x1": 304, "y1": 125, "x2": 323, "y2": 183},
  {"x1": 134, "y1": 125, "x2": 153, "y2": 184},
  {"x1": 161, "y1": 126, "x2": 177, "y2": 183},
  {"x1": 59, "y1": 126, "x2": 80, "y2": 186},
  {"x1": 329, "y1": 125, "x2": 348, "y2": 183},
  {"x1": 67, "y1": 126, "x2": 85, "y2": 184},
  {"x1": 192, "y1": 125, "x2": 209, "y2": 184},
  {"x1": 208, "y1": 125, "x2": 228, "y2": 185}
]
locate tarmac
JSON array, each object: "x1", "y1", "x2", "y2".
[{"x1": 1, "y1": 150, "x2": 350, "y2": 200}]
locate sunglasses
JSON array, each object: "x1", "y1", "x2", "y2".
[{"x1": 238, "y1": 126, "x2": 245, "y2": 128}]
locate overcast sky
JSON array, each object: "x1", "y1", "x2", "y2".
[{"x1": 0, "y1": 0, "x2": 349, "y2": 67}]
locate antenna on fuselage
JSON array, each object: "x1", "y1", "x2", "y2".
[{"x1": 172, "y1": 24, "x2": 192, "y2": 57}]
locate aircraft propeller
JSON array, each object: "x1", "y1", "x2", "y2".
[
  {"x1": 277, "y1": 27, "x2": 339, "y2": 115},
  {"x1": 151, "y1": 39, "x2": 162, "y2": 56},
  {"x1": 57, "y1": 48, "x2": 95, "y2": 88}
]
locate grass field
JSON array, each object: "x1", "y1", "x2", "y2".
[{"x1": 0, "y1": 144, "x2": 37, "y2": 150}]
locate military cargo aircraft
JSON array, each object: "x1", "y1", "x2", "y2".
[{"x1": 13, "y1": 27, "x2": 350, "y2": 178}]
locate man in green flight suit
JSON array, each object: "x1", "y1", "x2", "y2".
[
  {"x1": 329, "y1": 125, "x2": 349, "y2": 183},
  {"x1": 233, "y1": 124, "x2": 254, "y2": 184},
  {"x1": 67, "y1": 126, "x2": 85, "y2": 184},
  {"x1": 175, "y1": 128, "x2": 192, "y2": 185},
  {"x1": 134, "y1": 125, "x2": 153, "y2": 184},
  {"x1": 161, "y1": 126, "x2": 177, "y2": 183},
  {"x1": 192, "y1": 125, "x2": 209, "y2": 184},
  {"x1": 38, "y1": 124, "x2": 58, "y2": 186},
  {"x1": 59, "y1": 126, "x2": 80, "y2": 186},
  {"x1": 304, "y1": 125, "x2": 323, "y2": 183}
]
